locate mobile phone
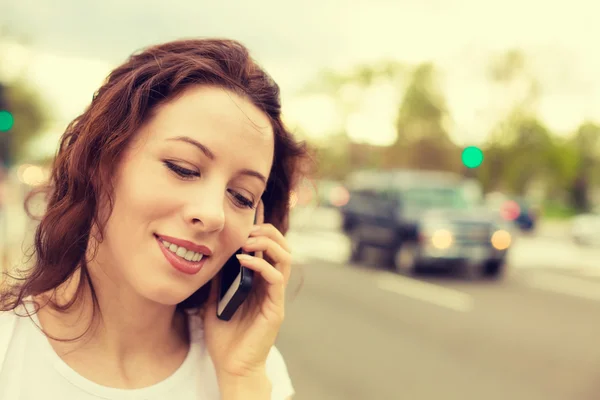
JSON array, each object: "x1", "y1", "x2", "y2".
[
  {"x1": 216, "y1": 202, "x2": 263, "y2": 321},
  {"x1": 216, "y1": 248, "x2": 255, "y2": 321}
]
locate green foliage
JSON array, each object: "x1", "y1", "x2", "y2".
[
  {"x1": 0, "y1": 80, "x2": 48, "y2": 164},
  {"x1": 0, "y1": 31, "x2": 48, "y2": 166},
  {"x1": 542, "y1": 201, "x2": 578, "y2": 220},
  {"x1": 397, "y1": 63, "x2": 447, "y2": 131},
  {"x1": 488, "y1": 49, "x2": 526, "y2": 82}
]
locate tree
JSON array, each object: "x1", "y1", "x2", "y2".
[
  {"x1": 0, "y1": 81, "x2": 47, "y2": 166},
  {"x1": 480, "y1": 49, "x2": 553, "y2": 195},
  {"x1": 0, "y1": 33, "x2": 48, "y2": 167},
  {"x1": 300, "y1": 61, "x2": 407, "y2": 178},
  {"x1": 505, "y1": 116, "x2": 554, "y2": 195},
  {"x1": 566, "y1": 122, "x2": 600, "y2": 211},
  {"x1": 386, "y1": 63, "x2": 459, "y2": 172}
]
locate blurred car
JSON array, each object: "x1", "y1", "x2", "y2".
[
  {"x1": 511, "y1": 197, "x2": 539, "y2": 232},
  {"x1": 485, "y1": 192, "x2": 539, "y2": 232},
  {"x1": 340, "y1": 170, "x2": 512, "y2": 279},
  {"x1": 571, "y1": 208, "x2": 600, "y2": 246},
  {"x1": 289, "y1": 178, "x2": 349, "y2": 210},
  {"x1": 315, "y1": 179, "x2": 350, "y2": 208}
]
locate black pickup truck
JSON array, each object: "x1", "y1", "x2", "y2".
[{"x1": 339, "y1": 170, "x2": 512, "y2": 279}]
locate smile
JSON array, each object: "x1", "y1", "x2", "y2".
[
  {"x1": 155, "y1": 235, "x2": 210, "y2": 275},
  {"x1": 160, "y1": 238, "x2": 205, "y2": 262}
]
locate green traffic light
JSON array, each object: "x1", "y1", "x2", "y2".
[
  {"x1": 0, "y1": 110, "x2": 14, "y2": 132},
  {"x1": 462, "y1": 146, "x2": 484, "y2": 168}
]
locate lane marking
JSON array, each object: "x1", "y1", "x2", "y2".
[
  {"x1": 375, "y1": 273, "x2": 474, "y2": 312},
  {"x1": 525, "y1": 272, "x2": 600, "y2": 302}
]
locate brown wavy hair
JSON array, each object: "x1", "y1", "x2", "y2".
[{"x1": 1, "y1": 38, "x2": 309, "y2": 314}]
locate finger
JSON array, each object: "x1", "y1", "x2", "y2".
[
  {"x1": 242, "y1": 236, "x2": 292, "y2": 286},
  {"x1": 247, "y1": 223, "x2": 292, "y2": 285},
  {"x1": 249, "y1": 223, "x2": 291, "y2": 253},
  {"x1": 242, "y1": 236, "x2": 291, "y2": 267},
  {"x1": 236, "y1": 254, "x2": 285, "y2": 311},
  {"x1": 252, "y1": 201, "x2": 266, "y2": 259},
  {"x1": 255, "y1": 199, "x2": 265, "y2": 225}
]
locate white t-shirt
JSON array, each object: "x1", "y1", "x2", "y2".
[{"x1": 0, "y1": 306, "x2": 294, "y2": 399}]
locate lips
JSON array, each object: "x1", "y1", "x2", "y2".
[
  {"x1": 155, "y1": 234, "x2": 213, "y2": 256},
  {"x1": 155, "y1": 235, "x2": 208, "y2": 275}
]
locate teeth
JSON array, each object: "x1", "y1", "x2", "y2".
[
  {"x1": 160, "y1": 239, "x2": 204, "y2": 263},
  {"x1": 184, "y1": 250, "x2": 195, "y2": 261}
]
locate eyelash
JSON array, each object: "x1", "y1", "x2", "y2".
[
  {"x1": 228, "y1": 189, "x2": 255, "y2": 209},
  {"x1": 163, "y1": 161, "x2": 255, "y2": 209},
  {"x1": 164, "y1": 160, "x2": 199, "y2": 179}
]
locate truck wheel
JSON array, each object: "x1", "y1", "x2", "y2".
[
  {"x1": 349, "y1": 229, "x2": 365, "y2": 262},
  {"x1": 394, "y1": 242, "x2": 418, "y2": 275},
  {"x1": 484, "y1": 260, "x2": 505, "y2": 280}
]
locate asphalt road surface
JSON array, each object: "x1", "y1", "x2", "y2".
[{"x1": 278, "y1": 209, "x2": 600, "y2": 400}]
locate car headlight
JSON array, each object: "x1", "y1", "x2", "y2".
[
  {"x1": 491, "y1": 229, "x2": 511, "y2": 250},
  {"x1": 431, "y1": 229, "x2": 453, "y2": 249}
]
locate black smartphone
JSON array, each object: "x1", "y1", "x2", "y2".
[
  {"x1": 216, "y1": 202, "x2": 263, "y2": 321},
  {"x1": 216, "y1": 248, "x2": 255, "y2": 321}
]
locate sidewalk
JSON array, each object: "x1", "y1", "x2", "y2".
[{"x1": 536, "y1": 219, "x2": 570, "y2": 240}]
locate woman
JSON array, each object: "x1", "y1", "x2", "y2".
[{"x1": 0, "y1": 38, "x2": 309, "y2": 399}]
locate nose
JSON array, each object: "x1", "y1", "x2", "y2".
[{"x1": 183, "y1": 189, "x2": 225, "y2": 233}]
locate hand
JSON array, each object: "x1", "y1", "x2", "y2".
[{"x1": 203, "y1": 201, "x2": 292, "y2": 383}]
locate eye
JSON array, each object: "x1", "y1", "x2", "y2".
[
  {"x1": 227, "y1": 189, "x2": 255, "y2": 209},
  {"x1": 163, "y1": 161, "x2": 200, "y2": 180}
]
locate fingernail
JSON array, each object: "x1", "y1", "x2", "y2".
[
  {"x1": 245, "y1": 237, "x2": 256, "y2": 245},
  {"x1": 251, "y1": 225, "x2": 261, "y2": 232},
  {"x1": 236, "y1": 253, "x2": 252, "y2": 260}
]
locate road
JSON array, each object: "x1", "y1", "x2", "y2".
[{"x1": 278, "y1": 207, "x2": 600, "y2": 400}]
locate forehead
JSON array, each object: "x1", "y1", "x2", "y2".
[{"x1": 139, "y1": 85, "x2": 274, "y2": 159}]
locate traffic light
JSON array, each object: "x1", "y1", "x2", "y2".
[
  {"x1": 0, "y1": 83, "x2": 12, "y2": 167},
  {"x1": 461, "y1": 146, "x2": 484, "y2": 168},
  {"x1": 0, "y1": 110, "x2": 13, "y2": 132}
]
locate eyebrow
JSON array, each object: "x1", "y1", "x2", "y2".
[
  {"x1": 239, "y1": 168, "x2": 268, "y2": 185},
  {"x1": 166, "y1": 135, "x2": 268, "y2": 184},
  {"x1": 167, "y1": 136, "x2": 216, "y2": 160}
]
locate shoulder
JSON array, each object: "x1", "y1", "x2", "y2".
[
  {"x1": 0, "y1": 309, "x2": 25, "y2": 343},
  {"x1": 0, "y1": 310, "x2": 21, "y2": 361},
  {"x1": 266, "y1": 346, "x2": 295, "y2": 399},
  {"x1": 0, "y1": 310, "x2": 19, "y2": 334},
  {"x1": 0, "y1": 303, "x2": 35, "y2": 346}
]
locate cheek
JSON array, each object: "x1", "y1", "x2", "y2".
[
  {"x1": 104, "y1": 177, "x2": 175, "y2": 248},
  {"x1": 212, "y1": 219, "x2": 252, "y2": 267},
  {"x1": 120, "y1": 160, "x2": 181, "y2": 218}
]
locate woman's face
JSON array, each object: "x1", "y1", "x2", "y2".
[{"x1": 93, "y1": 85, "x2": 275, "y2": 305}]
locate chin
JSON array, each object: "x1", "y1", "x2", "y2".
[{"x1": 131, "y1": 275, "x2": 205, "y2": 307}]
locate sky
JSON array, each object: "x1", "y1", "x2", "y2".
[{"x1": 1, "y1": 0, "x2": 600, "y2": 158}]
